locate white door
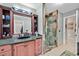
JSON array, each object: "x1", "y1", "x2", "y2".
[{"x1": 65, "y1": 15, "x2": 76, "y2": 43}]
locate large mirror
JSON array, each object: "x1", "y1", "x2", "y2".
[{"x1": 14, "y1": 14, "x2": 31, "y2": 34}]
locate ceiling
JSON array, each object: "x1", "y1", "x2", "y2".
[
  {"x1": 0, "y1": 3, "x2": 42, "y2": 11},
  {"x1": 45, "y1": 3, "x2": 79, "y2": 13},
  {"x1": 21, "y1": 3, "x2": 42, "y2": 10},
  {"x1": 1, "y1": 3, "x2": 79, "y2": 14}
]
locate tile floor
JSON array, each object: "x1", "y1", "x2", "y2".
[{"x1": 41, "y1": 38, "x2": 77, "y2": 56}]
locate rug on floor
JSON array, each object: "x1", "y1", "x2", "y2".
[{"x1": 60, "y1": 50, "x2": 76, "y2": 56}]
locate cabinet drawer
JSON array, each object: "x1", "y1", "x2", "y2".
[
  {"x1": 0, "y1": 45, "x2": 11, "y2": 53},
  {"x1": 0, "y1": 51, "x2": 12, "y2": 56}
]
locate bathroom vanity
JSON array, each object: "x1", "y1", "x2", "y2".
[
  {"x1": 0, "y1": 35, "x2": 42, "y2": 56},
  {"x1": 0, "y1": 5, "x2": 42, "y2": 56}
]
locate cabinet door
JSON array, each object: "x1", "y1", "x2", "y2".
[
  {"x1": 0, "y1": 8, "x2": 2, "y2": 39},
  {"x1": 13, "y1": 43, "x2": 27, "y2": 56},
  {"x1": 13, "y1": 41, "x2": 35, "y2": 56},
  {"x1": 0, "y1": 51, "x2": 12, "y2": 56},
  {"x1": 26, "y1": 41, "x2": 35, "y2": 56},
  {"x1": 35, "y1": 39, "x2": 42, "y2": 55}
]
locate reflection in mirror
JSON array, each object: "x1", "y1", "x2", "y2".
[{"x1": 14, "y1": 14, "x2": 31, "y2": 34}]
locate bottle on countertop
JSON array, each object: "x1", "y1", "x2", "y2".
[
  {"x1": 24, "y1": 30, "x2": 29, "y2": 37},
  {"x1": 35, "y1": 31, "x2": 38, "y2": 36}
]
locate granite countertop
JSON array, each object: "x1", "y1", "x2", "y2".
[{"x1": 0, "y1": 35, "x2": 42, "y2": 46}]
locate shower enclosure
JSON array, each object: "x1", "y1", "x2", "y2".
[{"x1": 44, "y1": 10, "x2": 58, "y2": 52}]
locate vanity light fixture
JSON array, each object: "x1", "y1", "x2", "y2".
[{"x1": 12, "y1": 5, "x2": 32, "y2": 15}]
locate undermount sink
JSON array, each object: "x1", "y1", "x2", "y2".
[{"x1": 18, "y1": 36, "x2": 30, "y2": 39}]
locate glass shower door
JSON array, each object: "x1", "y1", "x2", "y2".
[{"x1": 45, "y1": 15, "x2": 58, "y2": 51}]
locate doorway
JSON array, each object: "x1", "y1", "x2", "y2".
[
  {"x1": 63, "y1": 14, "x2": 77, "y2": 54},
  {"x1": 65, "y1": 15, "x2": 76, "y2": 44}
]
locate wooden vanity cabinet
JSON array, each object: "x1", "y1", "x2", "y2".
[
  {"x1": 13, "y1": 41, "x2": 35, "y2": 56},
  {"x1": 0, "y1": 37, "x2": 42, "y2": 56}
]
